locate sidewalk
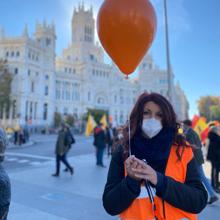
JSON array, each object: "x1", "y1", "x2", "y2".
[
  {"x1": 8, "y1": 141, "x2": 35, "y2": 149},
  {"x1": 7, "y1": 134, "x2": 84, "y2": 149},
  {"x1": 7, "y1": 153, "x2": 220, "y2": 220},
  {"x1": 7, "y1": 154, "x2": 117, "y2": 220},
  {"x1": 7, "y1": 134, "x2": 57, "y2": 149}
]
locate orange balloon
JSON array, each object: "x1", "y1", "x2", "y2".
[{"x1": 97, "y1": 0, "x2": 157, "y2": 75}]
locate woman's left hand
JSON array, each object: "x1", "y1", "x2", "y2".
[{"x1": 131, "y1": 157, "x2": 158, "y2": 185}]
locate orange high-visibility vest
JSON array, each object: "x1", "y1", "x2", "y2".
[{"x1": 119, "y1": 145, "x2": 197, "y2": 220}]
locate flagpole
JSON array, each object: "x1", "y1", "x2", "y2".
[{"x1": 163, "y1": 0, "x2": 172, "y2": 103}]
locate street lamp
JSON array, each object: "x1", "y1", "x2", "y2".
[{"x1": 163, "y1": 0, "x2": 172, "y2": 103}]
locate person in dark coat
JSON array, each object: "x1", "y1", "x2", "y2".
[
  {"x1": 0, "y1": 127, "x2": 11, "y2": 220},
  {"x1": 106, "y1": 124, "x2": 114, "y2": 156},
  {"x1": 207, "y1": 126, "x2": 220, "y2": 192},
  {"x1": 14, "y1": 131, "x2": 18, "y2": 145},
  {"x1": 93, "y1": 123, "x2": 106, "y2": 167},
  {"x1": 52, "y1": 123, "x2": 74, "y2": 177},
  {"x1": 103, "y1": 93, "x2": 207, "y2": 219},
  {"x1": 63, "y1": 125, "x2": 75, "y2": 172},
  {"x1": 183, "y1": 119, "x2": 218, "y2": 204}
]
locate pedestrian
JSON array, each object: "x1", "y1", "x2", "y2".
[
  {"x1": 93, "y1": 122, "x2": 106, "y2": 167},
  {"x1": 103, "y1": 92, "x2": 207, "y2": 220},
  {"x1": 106, "y1": 124, "x2": 114, "y2": 156},
  {"x1": 18, "y1": 128, "x2": 24, "y2": 145},
  {"x1": 14, "y1": 130, "x2": 18, "y2": 145},
  {"x1": 0, "y1": 127, "x2": 11, "y2": 220},
  {"x1": 52, "y1": 123, "x2": 74, "y2": 177},
  {"x1": 183, "y1": 119, "x2": 218, "y2": 204},
  {"x1": 23, "y1": 126, "x2": 29, "y2": 143},
  {"x1": 207, "y1": 125, "x2": 220, "y2": 193},
  {"x1": 63, "y1": 125, "x2": 75, "y2": 173}
]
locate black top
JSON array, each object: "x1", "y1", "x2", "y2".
[
  {"x1": 184, "y1": 127, "x2": 204, "y2": 165},
  {"x1": 93, "y1": 126, "x2": 106, "y2": 148},
  {"x1": 102, "y1": 146, "x2": 207, "y2": 216},
  {"x1": 207, "y1": 131, "x2": 220, "y2": 165}
]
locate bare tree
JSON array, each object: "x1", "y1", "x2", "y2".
[{"x1": 0, "y1": 59, "x2": 12, "y2": 118}]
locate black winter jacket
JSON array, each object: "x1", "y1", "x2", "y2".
[
  {"x1": 103, "y1": 148, "x2": 207, "y2": 216},
  {"x1": 93, "y1": 126, "x2": 106, "y2": 149},
  {"x1": 185, "y1": 128, "x2": 204, "y2": 166},
  {"x1": 207, "y1": 131, "x2": 220, "y2": 165}
]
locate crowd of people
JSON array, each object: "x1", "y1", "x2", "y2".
[{"x1": 13, "y1": 128, "x2": 29, "y2": 146}]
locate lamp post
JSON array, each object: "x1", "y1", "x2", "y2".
[{"x1": 163, "y1": 0, "x2": 172, "y2": 103}]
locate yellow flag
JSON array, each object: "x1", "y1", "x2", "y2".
[
  {"x1": 14, "y1": 124, "x2": 21, "y2": 131},
  {"x1": 194, "y1": 117, "x2": 208, "y2": 135},
  {"x1": 194, "y1": 117, "x2": 209, "y2": 142},
  {"x1": 100, "y1": 114, "x2": 108, "y2": 128},
  {"x1": 85, "y1": 114, "x2": 97, "y2": 136}
]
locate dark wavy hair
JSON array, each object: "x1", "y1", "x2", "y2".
[{"x1": 119, "y1": 92, "x2": 190, "y2": 160}]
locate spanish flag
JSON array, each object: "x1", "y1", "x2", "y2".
[
  {"x1": 192, "y1": 115, "x2": 200, "y2": 128},
  {"x1": 193, "y1": 117, "x2": 209, "y2": 143},
  {"x1": 100, "y1": 114, "x2": 108, "y2": 128},
  {"x1": 208, "y1": 120, "x2": 220, "y2": 127},
  {"x1": 85, "y1": 114, "x2": 97, "y2": 137}
]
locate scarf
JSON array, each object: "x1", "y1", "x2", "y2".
[{"x1": 130, "y1": 127, "x2": 175, "y2": 173}]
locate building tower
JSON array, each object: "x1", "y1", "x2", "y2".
[
  {"x1": 34, "y1": 21, "x2": 56, "y2": 59},
  {"x1": 71, "y1": 3, "x2": 94, "y2": 45}
]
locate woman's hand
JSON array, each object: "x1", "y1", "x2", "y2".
[
  {"x1": 125, "y1": 155, "x2": 143, "y2": 181},
  {"x1": 131, "y1": 157, "x2": 158, "y2": 185}
]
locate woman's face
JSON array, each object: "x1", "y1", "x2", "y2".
[{"x1": 143, "y1": 101, "x2": 163, "y2": 122}]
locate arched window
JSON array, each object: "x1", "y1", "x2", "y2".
[
  {"x1": 97, "y1": 97, "x2": 104, "y2": 104},
  {"x1": 45, "y1": 86, "x2": 49, "y2": 96},
  {"x1": 14, "y1": 68, "x2": 18, "y2": 74},
  {"x1": 31, "y1": 82, "x2": 34, "y2": 93},
  {"x1": 12, "y1": 100, "x2": 16, "y2": 119},
  {"x1": 43, "y1": 103, "x2": 48, "y2": 120}
]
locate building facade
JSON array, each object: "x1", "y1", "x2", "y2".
[{"x1": 0, "y1": 4, "x2": 189, "y2": 129}]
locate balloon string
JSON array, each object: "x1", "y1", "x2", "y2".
[
  {"x1": 128, "y1": 114, "x2": 131, "y2": 156},
  {"x1": 125, "y1": 75, "x2": 131, "y2": 156}
]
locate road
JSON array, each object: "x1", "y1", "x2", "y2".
[{"x1": 4, "y1": 134, "x2": 95, "y2": 172}]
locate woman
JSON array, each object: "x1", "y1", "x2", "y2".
[
  {"x1": 103, "y1": 93, "x2": 207, "y2": 220},
  {"x1": 207, "y1": 126, "x2": 220, "y2": 192}
]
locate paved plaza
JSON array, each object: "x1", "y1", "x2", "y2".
[{"x1": 3, "y1": 135, "x2": 220, "y2": 219}]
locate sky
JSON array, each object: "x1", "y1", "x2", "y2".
[{"x1": 0, "y1": 0, "x2": 219, "y2": 118}]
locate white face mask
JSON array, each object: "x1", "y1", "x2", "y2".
[
  {"x1": 118, "y1": 133, "x2": 123, "y2": 140},
  {"x1": 142, "y1": 118, "x2": 162, "y2": 138}
]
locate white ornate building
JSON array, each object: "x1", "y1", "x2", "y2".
[{"x1": 0, "y1": 4, "x2": 188, "y2": 129}]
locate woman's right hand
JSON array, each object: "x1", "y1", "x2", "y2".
[{"x1": 125, "y1": 155, "x2": 143, "y2": 181}]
